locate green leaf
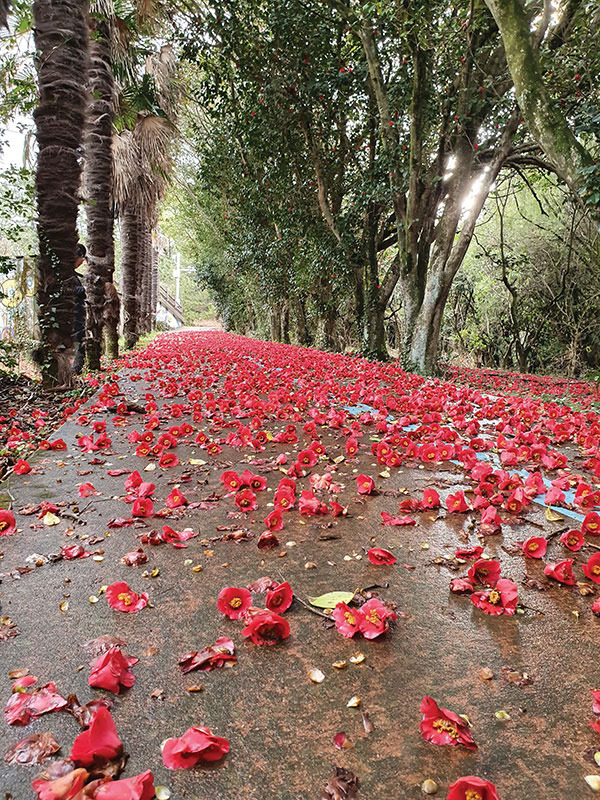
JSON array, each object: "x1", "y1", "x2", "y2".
[{"x1": 307, "y1": 590, "x2": 355, "y2": 609}]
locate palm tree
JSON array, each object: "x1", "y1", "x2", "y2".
[
  {"x1": 113, "y1": 45, "x2": 178, "y2": 349},
  {"x1": 83, "y1": 2, "x2": 117, "y2": 369},
  {"x1": 0, "y1": 0, "x2": 10, "y2": 27},
  {"x1": 114, "y1": 111, "x2": 173, "y2": 348},
  {"x1": 33, "y1": 0, "x2": 89, "y2": 386}
]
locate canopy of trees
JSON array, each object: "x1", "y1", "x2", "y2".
[{"x1": 0, "y1": 0, "x2": 598, "y2": 381}]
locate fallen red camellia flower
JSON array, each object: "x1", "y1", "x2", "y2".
[
  {"x1": 217, "y1": 586, "x2": 252, "y2": 619},
  {"x1": 544, "y1": 558, "x2": 576, "y2": 585},
  {"x1": 241, "y1": 609, "x2": 291, "y2": 645},
  {"x1": 420, "y1": 696, "x2": 477, "y2": 750},
  {"x1": 0, "y1": 509, "x2": 16, "y2": 536},
  {"x1": 520, "y1": 536, "x2": 547, "y2": 558},
  {"x1": 447, "y1": 775, "x2": 500, "y2": 800},
  {"x1": 105, "y1": 581, "x2": 149, "y2": 613},
  {"x1": 162, "y1": 725, "x2": 230, "y2": 769},
  {"x1": 367, "y1": 547, "x2": 397, "y2": 566},
  {"x1": 356, "y1": 474, "x2": 375, "y2": 495},
  {"x1": 471, "y1": 578, "x2": 518, "y2": 616},
  {"x1": 265, "y1": 581, "x2": 294, "y2": 613},
  {"x1": 358, "y1": 598, "x2": 396, "y2": 639},
  {"x1": 88, "y1": 646, "x2": 138, "y2": 693},
  {"x1": 332, "y1": 602, "x2": 362, "y2": 638},
  {"x1": 583, "y1": 552, "x2": 600, "y2": 584},
  {"x1": 560, "y1": 529, "x2": 584, "y2": 551},
  {"x1": 69, "y1": 706, "x2": 122, "y2": 766}
]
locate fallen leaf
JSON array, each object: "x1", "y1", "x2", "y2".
[
  {"x1": 309, "y1": 668, "x2": 325, "y2": 684},
  {"x1": 308, "y1": 590, "x2": 355, "y2": 609},
  {"x1": 361, "y1": 711, "x2": 374, "y2": 734},
  {"x1": 346, "y1": 695, "x2": 361, "y2": 708},
  {"x1": 545, "y1": 507, "x2": 564, "y2": 522}
]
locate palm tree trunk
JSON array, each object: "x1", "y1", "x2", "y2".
[
  {"x1": 84, "y1": 15, "x2": 114, "y2": 371},
  {"x1": 103, "y1": 280, "x2": 120, "y2": 359},
  {"x1": 33, "y1": 0, "x2": 89, "y2": 386},
  {"x1": 121, "y1": 208, "x2": 140, "y2": 349},
  {"x1": 151, "y1": 241, "x2": 159, "y2": 329}
]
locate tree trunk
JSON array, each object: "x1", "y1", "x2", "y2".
[
  {"x1": 103, "y1": 281, "x2": 120, "y2": 359},
  {"x1": 281, "y1": 299, "x2": 290, "y2": 344},
  {"x1": 84, "y1": 15, "x2": 114, "y2": 371},
  {"x1": 269, "y1": 305, "x2": 282, "y2": 342},
  {"x1": 291, "y1": 293, "x2": 310, "y2": 345},
  {"x1": 33, "y1": 0, "x2": 89, "y2": 386},
  {"x1": 408, "y1": 271, "x2": 452, "y2": 375},
  {"x1": 151, "y1": 243, "x2": 159, "y2": 329},
  {"x1": 484, "y1": 0, "x2": 595, "y2": 194},
  {"x1": 121, "y1": 208, "x2": 140, "y2": 350}
]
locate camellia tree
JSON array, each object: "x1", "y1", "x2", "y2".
[{"x1": 173, "y1": 0, "x2": 598, "y2": 373}]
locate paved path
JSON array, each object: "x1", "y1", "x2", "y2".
[{"x1": 1, "y1": 331, "x2": 599, "y2": 799}]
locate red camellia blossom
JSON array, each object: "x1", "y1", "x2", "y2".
[
  {"x1": 257, "y1": 531, "x2": 279, "y2": 548},
  {"x1": 165, "y1": 487, "x2": 188, "y2": 508},
  {"x1": 446, "y1": 491, "x2": 471, "y2": 512},
  {"x1": 0, "y1": 509, "x2": 16, "y2": 536},
  {"x1": 345, "y1": 437, "x2": 358, "y2": 456},
  {"x1": 162, "y1": 726, "x2": 230, "y2": 769},
  {"x1": 274, "y1": 488, "x2": 295, "y2": 511},
  {"x1": 583, "y1": 512, "x2": 600, "y2": 535},
  {"x1": 264, "y1": 509, "x2": 284, "y2": 531},
  {"x1": 132, "y1": 498, "x2": 154, "y2": 517},
  {"x1": 358, "y1": 598, "x2": 396, "y2": 639},
  {"x1": 88, "y1": 646, "x2": 138, "y2": 693},
  {"x1": 266, "y1": 581, "x2": 293, "y2": 613},
  {"x1": 93, "y1": 770, "x2": 155, "y2": 800},
  {"x1": 521, "y1": 536, "x2": 547, "y2": 559},
  {"x1": 471, "y1": 578, "x2": 518, "y2": 616},
  {"x1": 467, "y1": 559, "x2": 501, "y2": 587},
  {"x1": 447, "y1": 775, "x2": 500, "y2": 800},
  {"x1": 583, "y1": 553, "x2": 600, "y2": 584},
  {"x1": 367, "y1": 547, "x2": 397, "y2": 565},
  {"x1": 217, "y1": 586, "x2": 252, "y2": 619},
  {"x1": 235, "y1": 488, "x2": 258, "y2": 512},
  {"x1": 241, "y1": 609, "x2": 291, "y2": 645},
  {"x1": 70, "y1": 706, "x2": 123, "y2": 766},
  {"x1": 13, "y1": 459, "x2": 31, "y2": 475},
  {"x1": 32, "y1": 767, "x2": 89, "y2": 800},
  {"x1": 544, "y1": 558, "x2": 576, "y2": 585},
  {"x1": 159, "y1": 451, "x2": 179, "y2": 468},
  {"x1": 419, "y1": 696, "x2": 477, "y2": 750},
  {"x1": 332, "y1": 602, "x2": 362, "y2": 638},
  {"x1": 560, "y1": 529, "x2": 584, "y2": 551},
  {"x1": 356, "y1": 474, "x2": 375, "y2": 495},
  {"x1": 106, "y1": 581, "x2": 149, "y2": 613},
  {"x1": 220, "y1": 470, "x2": 241, "y2": 492},
  {"x1": 421, "y1": 488, "x2": 440, "y2": 509}
]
